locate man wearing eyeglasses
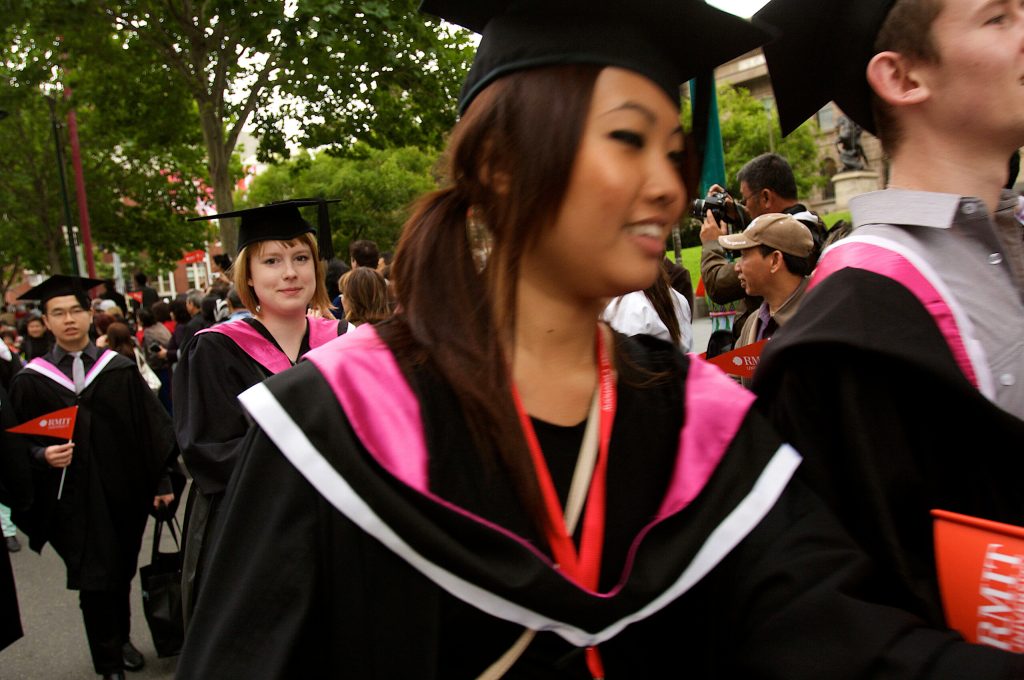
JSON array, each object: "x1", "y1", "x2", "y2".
[
  {"x1": 699, "y1": 153, "x2": 825, "y2": 339},
  {"x1": 7, "y1": 275, "x2": 176, "y2": 680}
]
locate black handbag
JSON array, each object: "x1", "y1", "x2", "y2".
[{"x1": 140, "y1": 515, "x2": 184, "y2": 657}]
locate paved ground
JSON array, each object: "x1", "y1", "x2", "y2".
[
  {"x1": 691, "y1": 314, "x2": 713, "y2": 356},
  {"x1": 2, "y1": 502, "x2": 183, "y2": 679}
]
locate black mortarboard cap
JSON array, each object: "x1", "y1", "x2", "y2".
[
  {"x1": 421, "y1": 0, "x2": 773, "y2": 113},
  {"x1": 189, "y1": 198, "x2": 340, "y2": 260},
  {"x1": 18, "y1": 274, "x2": 105, "y2": 306},
  {"x1": 753, "y1": 0, "x2": 897, "y2": 136}
]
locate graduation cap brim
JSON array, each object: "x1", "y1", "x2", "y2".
[
  {"x1": 422, "y1": 0, "x2": 775, "y2": 112},
  {"x1": 18, "y1": 275, "x2": 105, "y2": 306},
  {"x1": 190, "y1": 198, "x2": 340, "y2": 260},
  {"x1": 754, "y1": 0, "x2": 896, "y2": 136}
]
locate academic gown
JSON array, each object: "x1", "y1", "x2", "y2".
[
  {"x1": 7, "y1": 351, "x2": 174, "y2": 591},
  {"x1": 0, "y1": 385, "x2": 30, "y2": 651},
  {"x1": 754, "y1": 266, "x2": 1024, "y2": 628},
  {"x1": 173, "y1": 316, "x2": 345, "y2": 616},
  {"x1": 177, "y1": 324, "x2": 1022, "y2": 679}
]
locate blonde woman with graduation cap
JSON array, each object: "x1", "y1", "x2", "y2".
[{"x1": 173, "y1": 200, "x2": 346, "y2": 623}]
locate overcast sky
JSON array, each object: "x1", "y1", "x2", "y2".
[{"x1": 707, "y1": 0, "x2": 771, "y2": 17}]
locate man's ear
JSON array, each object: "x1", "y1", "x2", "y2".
[{"x1": 866, "y1": 51, "x2": 931, "y2": 108}]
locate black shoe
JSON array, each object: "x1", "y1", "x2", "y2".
[
  {"x1": 5, "y1": 536, "x2": 19, "y2": 553},
  {"x1": 122, "y1": 640, "x2": 144, "y2": 671},
  {"x1": 101, "y1": 673, "x2": 126, "y2": 680}
]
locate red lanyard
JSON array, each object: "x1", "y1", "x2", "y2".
[{"x1": 511, "y1": 327, "x2": 616, "y2": 679}]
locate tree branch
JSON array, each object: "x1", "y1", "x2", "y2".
[{"x1": 225, "y1": 55, "x2": 276, "y2": 155}]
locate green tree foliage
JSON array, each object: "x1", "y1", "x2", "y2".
[
  {"x1": 1, "y1": 4, "x2": 212, "y2": 290},
  {"x1": 0, "y1": 92, "x2": 71, "y2": 294},
  {"x1": 36, "y1": 0, "x2": 473, "y2": 252},
  {"x1": 240, "y1": 145, "x2": 440, "y2": 256},
  {"x1": 717, "y1": 84, "x2": 822, "y2": 198}
]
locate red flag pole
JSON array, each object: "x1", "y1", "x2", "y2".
[{"x1": 64, "y1": 85, "x2": 97, "y2": 279}]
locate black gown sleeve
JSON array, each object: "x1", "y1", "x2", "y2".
[
  {"x1": 721, "y1": 478, "x2": 1024, "y2": 679},
  {"x1": 176, "y1": 426, "x2": 323, "y2": 679},
  {"x1": 126, "y1": 363, "x2": 179, "y2": 497},
  {"x1": 757, "y1": 344, "x2": 1024, "y2": 627},
  {"x1": 0, "y1": 385, "x2": 32, "y2": 512},
  {"x1": 173, "y1": 332, "x2": 264, "y2": 496}
]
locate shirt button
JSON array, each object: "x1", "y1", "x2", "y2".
[
  {"x1": 962, "y1": 203, "x2": 978, "y2": 215},
  {"x1": 1000, "y1": 373, "x2": 1016, "y2": 387},
  {"x1": 989, "y1": 253, "x2": 1004, "y2": 265}
]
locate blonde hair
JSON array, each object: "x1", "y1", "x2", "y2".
[
  {"x1": 340, "y1": 268, "x2": 390, "y2": 325},
  {"x1": 232, "y1": 232, "x2": 332, "y2": 315}
]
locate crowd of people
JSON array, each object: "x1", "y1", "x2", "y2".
[
  {"x1": 0, "y1": 0, "x2": 1022, "y2": 677},
  {"x1": 0, "y1": 234, "x2": 397, "y2": 677}
]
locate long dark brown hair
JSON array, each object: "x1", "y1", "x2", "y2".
[
  {"x1": 643, "y1": 266, "x2": 683, "y2": 347},
  {"x1": 387, "y1": 64, "x2": 602, "y2": 524}
]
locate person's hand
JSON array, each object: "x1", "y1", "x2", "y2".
[
  {"x1": 706, "y1": 184, "x2": 740, "y2": 222},
  {"x1": 700, "y1": 210, "x2": 726, "y2": 244},
  {"x1": 153, "y1": 493, "x2": 175, "y2": 510},
  {"x1": 44, "y1": 442, "x2": 74, "y2": 468},
  {"x1": 96, "y1": 335, "x2": 108, "y2": 348}
]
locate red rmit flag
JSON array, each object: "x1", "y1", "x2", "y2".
[
  {"x1": 6, "y1": 405, "x2": 78, "y2": 440},
  {"x1": 705, "y1": 339, "x2": 768, "y2": 380}
]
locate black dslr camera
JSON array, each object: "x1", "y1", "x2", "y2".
[{"x1": 690, "y1": 191, "x2": 735, "y2": 226}]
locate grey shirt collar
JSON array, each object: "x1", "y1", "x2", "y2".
[{"x1": 850, "y1": 189, "x2": 979, "y2": 230}]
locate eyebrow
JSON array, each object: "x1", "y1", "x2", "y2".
[
  {"x1": 603, "y1": 101, "x2": 684, "y2": 135},
  {"x1": 976, "y1": 0, "x2": 1010, "y2": 16}
]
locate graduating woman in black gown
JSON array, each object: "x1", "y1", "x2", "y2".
[
  {"x1": 173, "y1": 201, "x2": 345, "y2": 620},
  {"x1": 177, "y1": 2, "x2": 1024, "y2": 678}
]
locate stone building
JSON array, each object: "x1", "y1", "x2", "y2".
[{"x1": 715, "y1": 49, "x2": 886, "y2": 214}]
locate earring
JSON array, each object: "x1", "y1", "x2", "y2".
[{"x1": 466, "y1": 206, "x2": 492, "y2": 273}]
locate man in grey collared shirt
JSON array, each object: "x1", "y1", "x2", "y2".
[{"x1": 751, "y1": 0, "x2": 1024, "y2": 632}]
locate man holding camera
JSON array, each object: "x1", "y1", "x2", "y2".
[{"x1": 698, "y1": 153, "x2": 823, "y2": 338}]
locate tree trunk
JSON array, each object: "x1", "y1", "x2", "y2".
[{"x1": 198, "y1": 105, "x2": 238, "y2": 255}]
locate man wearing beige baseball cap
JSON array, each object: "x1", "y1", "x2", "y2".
[{"x1": 718, "y1": 213, "x2": 814, "y2": 354}]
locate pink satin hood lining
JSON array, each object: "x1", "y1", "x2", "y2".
[
  {"x1": 200, "y1": 316, "x2": 340, "y2": 375},
  {"x1": 809, "y1": 242, "x2": 978, "y2": 388},
  {"x1": 306, "y1": 326, "x2": 752, "y2": 517}
]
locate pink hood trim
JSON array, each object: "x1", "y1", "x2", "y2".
[
  {"x1": 306, "y1": 327, "x2": 754, "y2": 516},
  {"x1": 200, "y1": 317, "x2": 341, "y2": 376},
  {"x1": 810, "y1": 240, "x2": 978, "y2": 388},
  {"x1": 305, "y1": 326, "x2": 429, "y2": 490},
  {"x1": 657, "y1": 357, "x2": 756, "y2": 517}
]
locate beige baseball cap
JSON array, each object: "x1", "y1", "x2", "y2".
[{"x1": 718, "y1": 212, "x2": 813, "y2": 257}]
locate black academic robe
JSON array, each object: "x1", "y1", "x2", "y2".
[
  {"x1": 754, "y1": 267, "x2": 1024, "y2": 627},
  {"x1": 173, "y1": 316, "x2": 345, "y2": 616},
  {"x1": 177, "y1": 325, "x2": 1022, "y2": 679},
  {"x1": 8, "y1": 349, "x2": 174, "y2": 591},
  {"x1": 0, "y1": 385, "x2": 30, "y2": 651}
]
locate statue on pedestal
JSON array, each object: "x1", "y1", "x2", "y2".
[{"x1": 836, "y1": 115, "x2": 869, "y2": 171}]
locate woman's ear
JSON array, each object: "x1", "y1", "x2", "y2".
[
  {"x1": 866, "y1": 50, "x2": 931, "y2": 108},
  {"x1": 479, "y1": 160, "x2": 511, "y2": 197}
]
